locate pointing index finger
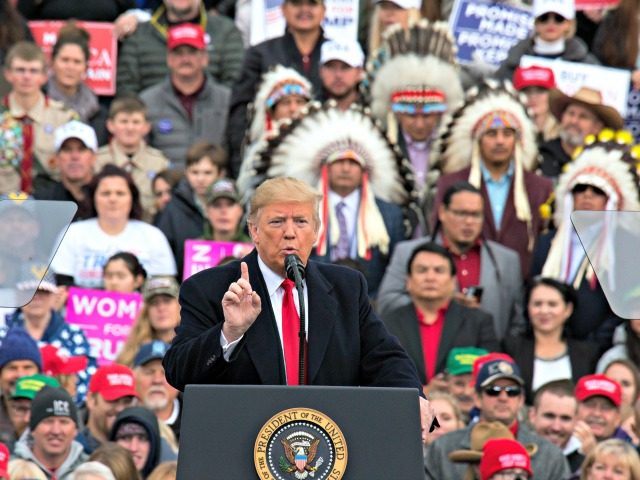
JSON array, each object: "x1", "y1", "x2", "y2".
[{"x1": 240, "y1": 261, "x2": 250, "y2": 283}]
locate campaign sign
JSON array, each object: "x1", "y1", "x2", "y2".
[
  {"x1": 520, "y1": 56, "x2": 630, "y2": 116},
  {"x1": 29, "y1": 21, "x2": 118, "y2": 95},
  {"x1": 575, "y1": 0, "x2": 620, "y2": 9},
  {"x1": 183, "y1": 240, "x2": 254, "y2": 280},
  {"x1": 626, "y1": 87, "x2": 640, "y2": 142},
  {"x1": 250, "y1": 0, "x2": 358, "y2": 45},
  {"x1": 66, "y1": 288, "x2": 143, "y2": 366},
  {"x1": 449, "y1": 0, "x2": 533, "y2": 68}
]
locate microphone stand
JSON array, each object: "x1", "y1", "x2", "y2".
[{"x1": 290, "y1": 266, "x2": 306, "y2": 385}]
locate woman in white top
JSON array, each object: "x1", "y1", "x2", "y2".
[
  {"x1": 502, "y1": 277, "x2": 600, "y2": 404},
  {"x1": 51, "y1": 164, "x2": 176, "y2": 288}
]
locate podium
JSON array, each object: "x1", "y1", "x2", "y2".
[{"x1": 177, "y1": 385, "x2": 425, "y2": 479}]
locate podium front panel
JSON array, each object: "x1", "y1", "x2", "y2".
[{"x1": 177, "y1": 385, "x2": 424, "y2": 479}]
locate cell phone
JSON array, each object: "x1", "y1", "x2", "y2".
[{"x1": 465, "y1": 286, "x2": 484, "y2": 301}]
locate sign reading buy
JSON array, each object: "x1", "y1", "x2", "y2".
[
  {"x1": 66, "y1": 287, "x2": 143, "y2": 366},
  {"x1": 29, "y1": 21, "x2": 118, "y2": 95}
]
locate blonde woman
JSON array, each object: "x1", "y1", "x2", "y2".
[
  {"x1": 426, "y1": 391, "x2": 465, "y2": 446},
  {"x1": 495, "y1": 0, "x2": 599, "y2": 81},
  {"x1": 580, "y1": 439, "x2": 640, "y2": 480}
]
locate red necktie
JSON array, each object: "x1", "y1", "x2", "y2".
[{"x1": 281, "y1": 279, "x2": 301, "y2": 385}]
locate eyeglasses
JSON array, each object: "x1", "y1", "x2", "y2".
[
  {"x1": 483, "y1": 385, "x2": 522, "y2": 397},
  {"x1": 446, "y1": 209, "x2": 483, "y2": 221},
  {"x1": 536, "y1": 12, "x2": 566, "y2": 23}
]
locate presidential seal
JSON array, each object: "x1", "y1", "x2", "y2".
[{"x1": 254, "y1": 407, "x2": 348, "y2": 480}]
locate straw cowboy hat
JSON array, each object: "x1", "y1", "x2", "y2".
[{"x1": 549, "y1": 87, "x2": 624, "y2": 130}]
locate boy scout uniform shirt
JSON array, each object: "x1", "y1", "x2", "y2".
[
  {"x1": 2, "y1": 93, "x2": 77, "y2": 193},
  {"x1": 95, "y1": 140, "x2": 170, "y2": 222}
]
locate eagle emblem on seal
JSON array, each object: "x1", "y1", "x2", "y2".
[{"x1": 279, "y1": 432, "x2": 324, "y2": 479}]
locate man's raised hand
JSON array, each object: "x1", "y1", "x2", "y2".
[{"x1": 222, "y1": 262, "x2": 262, "y2": 342}]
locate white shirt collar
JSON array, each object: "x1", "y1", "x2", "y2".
[
  {"x1": 328, "y1": 189, "x2": 360, "y2": 210},
  {"x1": 257, "y1": 254, "x2": 286, "y2": 296}
]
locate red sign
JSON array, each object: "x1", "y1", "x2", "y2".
[
  {"x1": 29, "y1": 21, "x2": 117, "y2": 96},
  {"x1": 575, "y1": 0, "x2": 620, "y2": 10}
]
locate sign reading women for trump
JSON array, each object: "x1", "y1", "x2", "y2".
[
  {"x1": 183, "y1": 240, "x2": 254, "y2": 280},
  {"x1": 66, "y1": 288, "x2": 143, "y2": 366},
  {"x1": 29, "y1": 21, "x2": 118, "y2": 95},
  {"x1": 449, "y1": 0, "x2": 533, "y2": 68}
]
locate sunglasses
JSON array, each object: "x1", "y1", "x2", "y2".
[
  {"x1": 483, "y1": 385, "x2": 522, "y2": 397},
  {"x1": 536, "y1": 12, "x2": 567, "y2": 23},
  {"x1": 571, "y1": 184, "x2": 607, "y2": 196}
]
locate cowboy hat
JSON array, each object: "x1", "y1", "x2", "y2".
[
  {"x1": 449, "y1": 422, "x2": 538, "y2": 463},
  {"x1": 549, "y1": 87, "x2": 624, "y2": 130}
]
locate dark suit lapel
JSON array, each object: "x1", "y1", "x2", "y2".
[
  {"x1": 244, "y1": 251, "x2": 286, "y2": 384},
  {"x1": 391, "y1": 305, "x2": 427, "y2": 383},
  {"x1": 435, "y1": 302, "x2": 466, "y2": 374},
  {"x1": 305, "y1": 261, "x2": 339, "y2": 383}
]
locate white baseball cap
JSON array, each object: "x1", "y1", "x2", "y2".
[
  {"x1": 533, "y1": 0, "x2": 575, "y2": 20},
  {"x1": 54, "y1": 120, "x2": 98, "y2": 153},
  {"x1": 321, "y1": 39, "x2": 365, "y2": 68},
  {"x1": 375, "y1": 0, "x2": 421, "y2": 10}
]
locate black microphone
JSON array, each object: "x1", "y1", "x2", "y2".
[
  {"x1": 284, "y1": 254, "x2": 306, "y2": 385},
  {"x1": 285, "y1": 254, "x2": 305, "y2": 283}
]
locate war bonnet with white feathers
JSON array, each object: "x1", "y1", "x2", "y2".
[
  {"x1": 247, "y1": 65, "x2": 312, "y2": 145},
  {"x1": 432, "y1": 80, "x2": 539, "y2": 243},
  {"x1": 366, "y1": 20, "x2": 464, "y2": 137},
  {"x1": 254, "y1": 102, "x2": 419, "y2": 258},
  {"x1": 542, "y1": 139, "x2": 640, "y2": 285}
]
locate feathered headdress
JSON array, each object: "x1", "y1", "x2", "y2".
[
  {"x1": 253, "y1": 102, "x2": 419, "y2": 258},
  {"x1": 247, "y1": 65, "x2": 312, "y2": 145},
  {"x1": 542, "y1": 135, "x2": 640, "y2": 287},
  {"x1": 365, "y1": 20, "x2": 464, "y2": 142},
  {"x1": 237, "y1": 66, "x2": 312, "y2": 204},
  {"x1": 433, "y1": 80, "x2": 538, "y2": 232}
]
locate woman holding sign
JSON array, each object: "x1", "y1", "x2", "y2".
[{"x1": 51, "y1": 164, "x2": 176, "y2": 289}]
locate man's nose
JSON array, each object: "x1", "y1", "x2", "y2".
[{"x1": 283, "y1": 220, "x2": 296, "y2": 237}]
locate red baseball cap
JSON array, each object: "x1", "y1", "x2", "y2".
[
  {"x1": 167, "y1": 24, "x2": 206, "y2": 50},
  {"x1": 479, "y1": 438, "x2": 532, "y2": 480},
  {"x1": 575, "y1": 374, "x2": 622, "y2": 407},
  {"x1": 89, "y1": 364, "x2": 139, "y2": 401},
  {"x1": 40, "y1": 345, "x2": 88, "y2": 376},
  {"x1": 513, "y1": 66, "x2": 555, "y2": 91}
]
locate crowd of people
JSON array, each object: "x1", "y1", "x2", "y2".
[{"x1": 0, "y1": 0, "x2": 639, "y2": 477}]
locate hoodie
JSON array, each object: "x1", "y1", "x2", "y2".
[
  {"x1": 109, "y1": 406, "x2": 177, "y2": 478},
  {"x1": 13, "y1": 431, "x2": 88, "y2": 480},
  {"x1": 596, "y1": 324, "x2": 628, "y2": 373}
]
